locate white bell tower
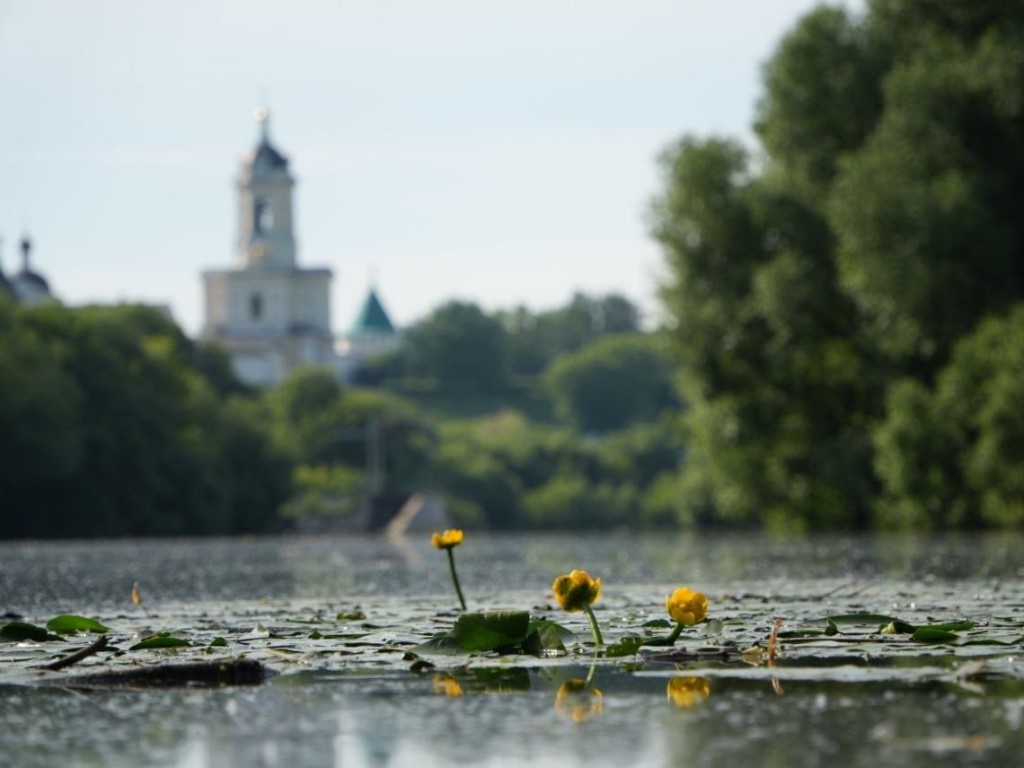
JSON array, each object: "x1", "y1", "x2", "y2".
[
  {"x1": 236, "y1": 107, "x2": 297, "y2": 269},
  {"x1": 201, "y1": 109, "x2": 336, "y2": 387}
]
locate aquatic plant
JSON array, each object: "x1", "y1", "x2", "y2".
[
  {"x1": 664, "y1": 587, "x2": 708, "y2": 643},
  {"x1": 432, "y1": 529, "x2": 467, "y2": 610},
  {"x1": 552, "y1": 569, "x2": 604, "y2": 647}
]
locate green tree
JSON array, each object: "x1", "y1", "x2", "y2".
[
  {"x1": 653, "y1": 0, "x2": 1024, "y2": 530},
  {"x1": 544, "y1": 333, "x2": 677, "y2": 432},
  {"x1": 502, "y1": 292, "x2": 642, "y2": 377},
  {"x1": 875, "y1": 306, "x2": 1024, "y2": 529},
  {"x1": 830, "y1": 26, "x2": 1024, "y2": 372},
  {"x1": 0, "y1": 301, "x2": 291, "y2": 538},
  {"x1": 405, "y1": 300, "x2": 511, "y2": 394}
]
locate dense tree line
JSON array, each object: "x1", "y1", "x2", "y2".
[
  {"x1": 653, "y1": 0, "x2": 1024, "y2": 530},
  {"x1": 0, "y1": 299, "x2": 291, "y2": 538},
  {"x1": 286, "y1": 293, "x2": 682, "y2": 531},
  {"x1": 0, "y1": 292, "x2": 680, "y2": 537}
]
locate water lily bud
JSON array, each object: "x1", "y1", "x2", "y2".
[
  {"x1": 551, "y1": 570, "x2": 601, "y2": 612},
  {"x1": 431, "y1": 529, "x2": 464, "y2": 550},
  {"x1": 666, "y1": 587, "x2": 708, "y2": 626}
]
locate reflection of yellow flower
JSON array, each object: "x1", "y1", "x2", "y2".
[
  {"x1": 552, "y1": 570, "x2": 601, "y2": 613},
  {"x1": 555, "y1": 679, "x2": 604, "y2": 723},
  {"x1": 431, "y1": 529, "x2": 464, "y2": 550},
  {"x1": 666, "y1": 677, "x2": 711, "y2": 708},
  {"x1": 432, "y1": 674, "x2": 463, "y2": 697},
  {"x1": 666, "y1": 587, "x2": 708, "y2": 626}
]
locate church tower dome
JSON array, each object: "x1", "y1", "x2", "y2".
[
  {"x1": 11, "y1": 234, "x2": 54, "y2": 305},
  {"x1": 236, "y1": 107, "x2": 297, "y2": 270}
]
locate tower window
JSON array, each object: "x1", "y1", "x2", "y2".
[
  {"x1": 255, "y1": 198, "x2": 274, "y2": 233},
  {"x1": 250, "y1": 293, "x2": 263, "y2": 320}
]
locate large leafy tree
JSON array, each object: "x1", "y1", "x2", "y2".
[{"x1": 654, "y1": 1, "x2": 1024, "y2": 529}]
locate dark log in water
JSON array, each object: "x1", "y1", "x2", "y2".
[{"x1": 62, "y1": 658, "x2": 271, "y2": 689}]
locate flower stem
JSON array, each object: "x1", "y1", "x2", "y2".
[
  {"x1": 446, "y1": 548, "x2": 467, "y2": 611},
  {"x1": 666, "y1": 622, "x2": 684, "y2": 645},
  {"x1": 581, "y1": 603, "x2": 604, "y2": 647}
]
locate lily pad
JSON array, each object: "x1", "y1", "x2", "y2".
[{"x1": 46, "y1": 615, "x2": 110, "y2": 634}]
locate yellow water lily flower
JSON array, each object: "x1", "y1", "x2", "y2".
[
  {"x1": 666, "y1": 587, "x2": 708, "y2": 626},
  {"x1": 551, "y1": 570, "x2": 601, "y2": 613},
  {"x1": 555, "y1": 679, "x2": 604, "y2": 723},
  {"x1": 431, "y1": 529, "x2": 464, "y2": 550},
  {"x1": 666, "y1": 676, "x2": 710, "y2": 708}
]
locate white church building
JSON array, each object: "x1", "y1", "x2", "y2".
[{"x1": 202, "y1": 109, "x2": 396, "y2": 387}]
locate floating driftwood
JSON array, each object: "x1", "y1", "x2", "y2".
[{"x1": 61, "y1": 658, "x2": 272, "y2": 689}]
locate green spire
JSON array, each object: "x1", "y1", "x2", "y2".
[{"x1": 350, "y1": 288, "x2": 395, "y2": 334}]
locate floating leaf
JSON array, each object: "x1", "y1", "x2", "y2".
[
  {"x1": 605, "y1": 635, "x2": 644, "y2": 658},
  {"x1": 926, "y1": 621, "x2": 975, "y2": 633},
  {"x1": 46, "y1": 615, "x2": 110, "y2": 634},
  {"x1": 336, "y1": 611, "x2": 367, "y2": 621},
  {"x1": 817, "y1": 614, "x2": 901, "y2": 625},
  {"x1": 880, "y1": 620, "x2": 916, "y2": 635},
  {"x1": 130, "y1": 635, "x2": 190, "y2": 650},
  {"x1": 0, "y1": 621, "x2": 59, "y2": 643},
  {"x1": 208, "y1": 637, "x2": 228, "y2": 648},
  {"x1": 910, "y1": 627, "x2": 959, "y2": 644},
  {"x1": 522, "y1": 620, "x2": 570, "y2": 654},
  {"x1": 641, "y1": 619, "x2": 673, "y2": 628},
  {"x1": 409, "y1": 634, "x2": 465, "y2": 656},
  {"x1": 451, "y1": 611, "x2": 530, "y2": 652}
]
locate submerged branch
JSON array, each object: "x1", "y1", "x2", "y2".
[{"x1": 42, "y1": 635, "x2": 108, "y2": 671}]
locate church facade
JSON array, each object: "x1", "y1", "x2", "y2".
[{"x1": 202, "y1": 109, "x2": 336, "y2": 387}]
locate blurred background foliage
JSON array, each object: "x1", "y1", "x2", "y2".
[{"x1": 4, "y1": 1, "x2": 1024, "y2": 536}]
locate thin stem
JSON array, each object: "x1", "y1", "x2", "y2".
[
  {"x1": 446, "y1": 548, "x2": 467, "y2": 611},
  {"x1": 581, "y1": 603, "x2": 604, "y2": 647},
  {"x1": 666, "y1": 622, "x2": 684, "y2": 644}
]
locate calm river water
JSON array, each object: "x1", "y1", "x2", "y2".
[{"x1": 1, "y1": 532, "x2": 1023, "y2": 768}]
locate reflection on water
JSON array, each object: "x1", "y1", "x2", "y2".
[
  {"x1": 2, "y1": 533, "x2": 1023, "y2": 767},
  {"x1": 2, "y1": 666, "x2": 1022, "y2": 768}
]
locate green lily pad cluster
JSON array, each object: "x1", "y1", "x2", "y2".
[{"x1": 411, "y1": 611, "x2": 574, "y2": 656}]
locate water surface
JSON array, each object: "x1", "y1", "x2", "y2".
[{"x1": 1, "y1": 533, "x2": 1022, "y2": 767}]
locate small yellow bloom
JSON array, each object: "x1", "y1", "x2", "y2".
[
  {"x1": 432, "y1": 674, "x2": 463, "y2": 697},
  {"x1": 666, "y1": 587, "x2": 708, "y2": 626},
  {"x1": 551, "y1": 570, "x2": 601, "y2": 613},
  {"x1": 555, "y1": 679, "x2": 604, "y2": 722},
  {"x1": 431, "y1": 529, "x2": 464, "y2": 550},
  {"x1": 666, "y1": 676, "x2": 710, "y2": 708}
]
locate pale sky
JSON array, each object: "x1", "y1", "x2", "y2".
[{"x1": 0, "y1": 0, "x2": 861, "y2": 335}]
